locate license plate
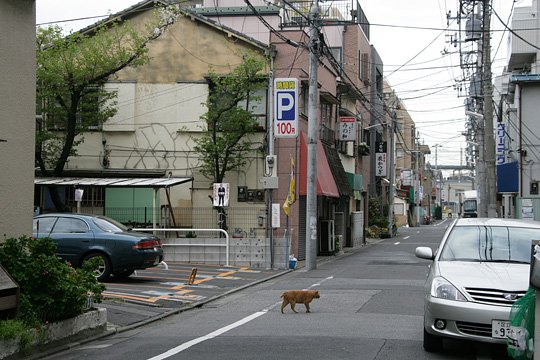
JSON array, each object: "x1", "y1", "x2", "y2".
[{"x1": 492, "y1": 320, "x2": 510, "y2": 338}]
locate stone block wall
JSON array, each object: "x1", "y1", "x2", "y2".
[{"x1": 162, "y1": 236, "x2": 288, "y2": 269}]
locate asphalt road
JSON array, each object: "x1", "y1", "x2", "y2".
[{"x1": 41, "y1": 220, "x2": 512, "y2": 360}]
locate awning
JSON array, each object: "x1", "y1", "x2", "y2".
[
  {"x1": 323, "y1": 144, "x2": 352, "y2": 197},
  {"x1": 299, "y1": 133, "x2": 339, "y2": 198},
  {"x1": 34, "y1": 177, "x2": 193, "y2": 188}
]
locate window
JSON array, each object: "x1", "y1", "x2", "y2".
[
  {"x1": 358, "y1": 52, "x2": 370, "y2": 82},
  {"x1": 51, "y1": 217, "x2": 89, "y2": 234},
  {"x1": 67, "y1": 187, "x2": 105, "y2": 208},
  {"x1": 77, "y1": 86, "x2": 102, "y2": 129},
  {"x1": 439, "y1": 226, "x2": 540, "y2": 263},
  {"x1": 93, "y1": 217, "x2": 127, "y2": 232},
  {"x1": 330, "y1": 47, "x2": 342, "y2": 75},
  {"x1": 33, "y1": 217, "x2": 57, "y2": 235},
  {"x1": 45, "y1": 85, "x2": 104, "y2": 131},
  {"x1": 207, "y1": 79, "x2": 268, "y2": 131},
  {"x1": 237, "y1": 87, "x2": 268, "y2": 131},
  {"x1": 320, "y1": 102, "x2": 333, "y2": 125}
]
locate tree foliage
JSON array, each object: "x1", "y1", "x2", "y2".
[
  {"x1": 35, "y1": 7, "x2": 180, "y2": 210},
  {"x1": 193, "y1": 53, "x2": 268, "y2": 184}
]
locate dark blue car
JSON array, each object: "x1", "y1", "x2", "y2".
[{"x1": 33, "y1": 213, "x2": 163, "y2": 281}]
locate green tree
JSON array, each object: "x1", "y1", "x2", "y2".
[
  {"x1": 193, "y1": 53, "x2": 268, "y2": 184},
  {"x1": 191, "y1": 53, "x2": 268, "y2": 229},
  {"x1": 36, "y1": 7, "x2": 178, "y2": 211}
]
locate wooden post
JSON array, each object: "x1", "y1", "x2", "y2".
[{"x1": 187, "y1": 268, "x2": 198, "y2": 285}]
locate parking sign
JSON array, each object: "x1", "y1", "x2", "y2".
[{"x1": 274, "y1": 78, "x2": 298, "y2": 138}]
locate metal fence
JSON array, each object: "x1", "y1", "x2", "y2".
[{"x1": 73, "y1": 206, "x2": 266, "y2": 237}]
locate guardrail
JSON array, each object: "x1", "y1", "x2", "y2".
[{"x1": 134, "y1": 228, "x2": 230, "y2": 267}]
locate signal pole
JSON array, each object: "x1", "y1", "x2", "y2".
[{"x1": 306, "y1": 0, "x2": 320, "y2": 270}]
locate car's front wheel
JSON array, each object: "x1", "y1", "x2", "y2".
[
  {"x1": 83, "y1": 252, "x2": 112, "y2": 282},
  {"x1": 423, "y1": 328, "x2": 443, "y2": 352}
]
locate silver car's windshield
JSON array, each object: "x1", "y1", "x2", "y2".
[{"x1": 439, "y1": 225, "x2": 540, "y2": 263}]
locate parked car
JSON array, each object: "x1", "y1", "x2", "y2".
[
  {"x1": 33, "y1": 213, "x2": 163, "y2": 281},
  {"x1": 415, "y1": 218, "x2": 540, "y2": 352}
]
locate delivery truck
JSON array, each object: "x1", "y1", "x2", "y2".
[{"x1": 462, "y1": 190, "x2": 478, "y2": 218}]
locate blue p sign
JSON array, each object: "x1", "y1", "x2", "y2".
[
  {"x1": 274, "y1": 78, "x2": 298, "y2": 138},
  {"x1": 276, "y1": 92, "x2": 295, "y2": 120}
]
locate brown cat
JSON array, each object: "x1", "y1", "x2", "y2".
[{"x1": 280, "y1": 290, "x2": 320, "y2": 314}]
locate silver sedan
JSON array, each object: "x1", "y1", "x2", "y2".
[{"x1": 416, "y1": 218, "x2": 540, "y2": 352}]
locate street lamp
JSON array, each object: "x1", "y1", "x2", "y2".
[
  {"x1": 363, "y1": 122, "x2": 388, "y2": 130},
  {"x1": 465, "y1": 110, "x2": 484, "y2": 119}
]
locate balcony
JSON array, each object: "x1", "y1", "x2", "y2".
[
  {"x1": 280, "y1": 0, "x2": 370, "y2": 39},
  {"x1": 319, "y1": 123, "x2": 335, "y2": 145}
]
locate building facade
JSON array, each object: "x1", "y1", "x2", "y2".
[{"x1": 0, "y1": 0, "x2": 36, "y2": 239}]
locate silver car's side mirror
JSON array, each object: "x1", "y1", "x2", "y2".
[{"x1": 415, "y1": 246, "x2": 434, "y2": 260}]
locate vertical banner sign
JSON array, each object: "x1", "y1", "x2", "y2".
[
  {"x1": 213, "y1": 183, "x2": 230, "y2": 207},
  {"x1": 401, "y1": 169, "x2": 413, "y2": 186},
  {"x1": 339, "y1": 117, "x2": 356, "y2": 141},
  {"x1": 375, "y1": 141, "x2": 387, "y2": 177},
  {"x1": 497, "y1": 123, "x2": 506, "y2": 164},
  {"x1": 274, "y1": 78, "x2": 298, "y2": 138},
  {"x1": 272, "y1": 203, "x2": 280, "y2": 228}
]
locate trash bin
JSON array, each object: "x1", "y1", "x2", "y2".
[{"x1": 289, "y1": 256, "x2": 297, "y2": 269}]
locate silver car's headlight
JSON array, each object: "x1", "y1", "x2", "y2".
[{"x1": 430, "y1": 277, "x2": 467, "y2": 301}]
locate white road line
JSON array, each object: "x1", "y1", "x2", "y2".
[
  {"x1": 147, "y1": 276, "x2": 335, "y2": 360},
  {"x1": 147, "y1": 311, "x2": 267, "y2": 360},
  {"x1": 403, "y1": 236, "x2": 410, "y2": 240},
  {"x1": 394, "y1": 242, "x2": 400, "y2": 245}
]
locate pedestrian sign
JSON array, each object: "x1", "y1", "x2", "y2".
[
  {"x1": 274, "y1": 78, "x2": 298, "y2": 138},
  {"x1": 213, "y1": 183, "x2": 229, "y2": 207}
]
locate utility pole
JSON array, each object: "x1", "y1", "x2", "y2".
[
  {"x1": 306, "y1": 1, "x2": 320, "y2": 271},
  {"x1": 482, "y1": 0, "x2": 497, "y2": 217},
  {"x1": 388, "y1": 114, "x2": 395, "y2": 234},
  {"x1": 414, "y1": 132, "x2": 420, "y2": 226},
  {"x1": 433, "y1": 144, "x2": 441, "y2": 218},
  {"x1": 266, "y1": 53, "x2": 275, "y2": 267}
]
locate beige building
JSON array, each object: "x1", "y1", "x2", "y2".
[
  {"x1": 63, "y1": 6, "x2": 270, "y2": 215},
  {"x1": 0, "y1": 1, "x2": 36, "y2": 239}
]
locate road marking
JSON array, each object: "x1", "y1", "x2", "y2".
[
  {"x1": 147, "y1": 275, "x2": 335, "y2": 360},
  {"x1": 394, "y1": 242, "x2": 400, "y2": 245},
  {"x1": 403, "y1": 236, "x2": 410, "y2": 240},
  {"x1": 146, "y1": 311, "x2": 267, "y2": 360}
]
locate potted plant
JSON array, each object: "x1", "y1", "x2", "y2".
[{"x1": 357, "y1": 142, "x2": 370, "y2": 156}]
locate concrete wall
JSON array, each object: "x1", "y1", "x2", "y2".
[
  {"x1": 0, "y1": 0, "x2": 36, "y2": 239},
  {"x1": 162, "y1": 236, "x2": 289, "y2": 269},
  {"x1": 519, "y1": 85, "x2": 540, "y2": 198}
]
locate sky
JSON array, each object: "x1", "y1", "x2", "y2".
[{"x1": 36, "y1": 0, "x2": 528, "y2": 169}]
